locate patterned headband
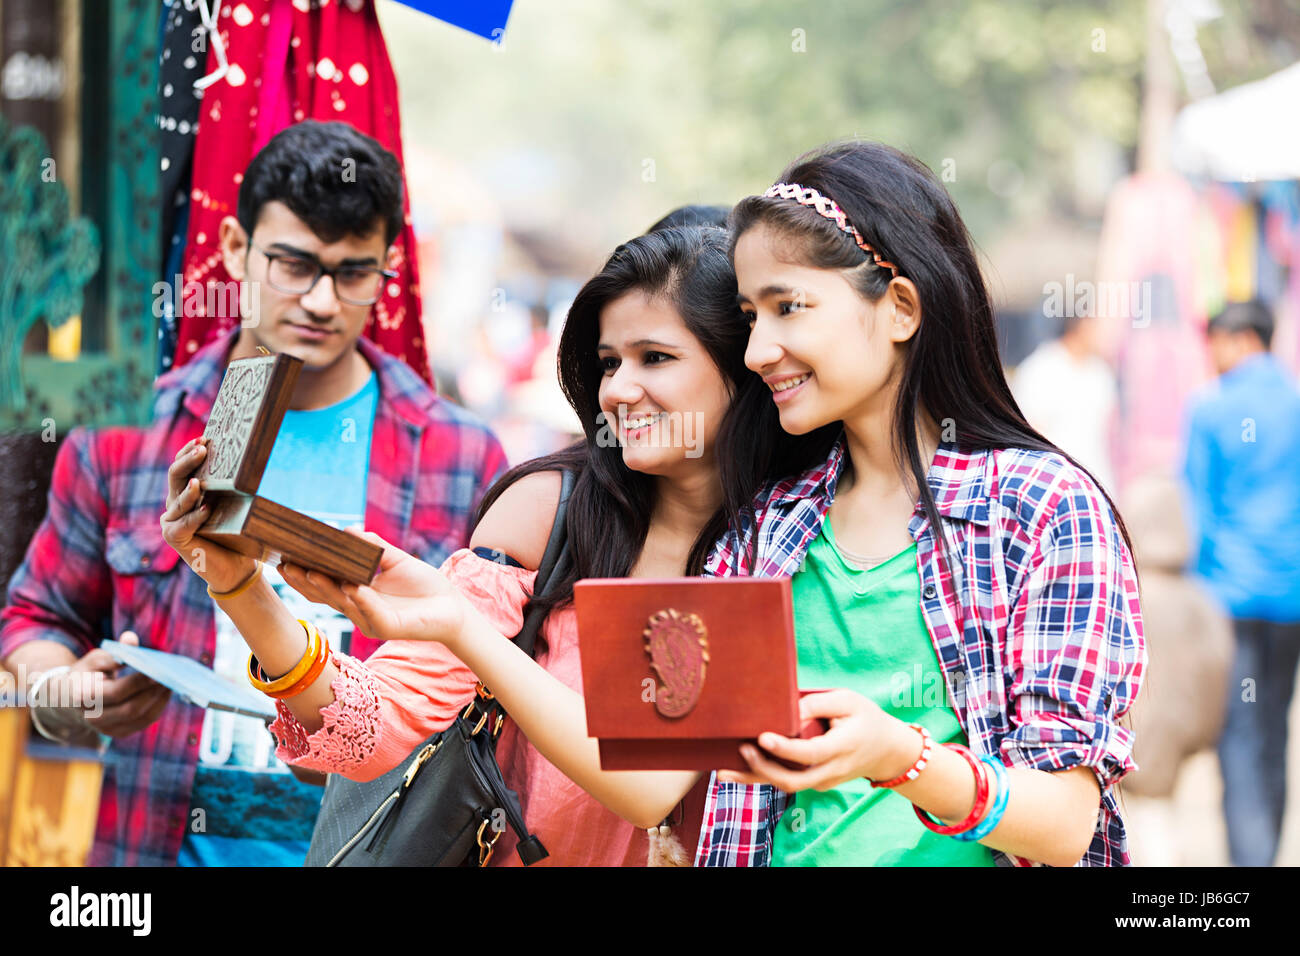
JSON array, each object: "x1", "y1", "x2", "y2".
[{"x1": 763, "y1": 182, "x2": 900, "y2": 277}]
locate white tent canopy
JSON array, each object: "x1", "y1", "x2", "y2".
[{"x1": 1171, "y1": 61, "x2": 1300, "y2": 181}]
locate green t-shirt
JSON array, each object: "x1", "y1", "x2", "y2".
[{"x1": 770, "y1": 519, "x2": 996, "y2": 867}]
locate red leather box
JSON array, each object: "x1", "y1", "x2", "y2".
[{"x1": 574, "y1": 577, "x2": 802, "y2": 771}]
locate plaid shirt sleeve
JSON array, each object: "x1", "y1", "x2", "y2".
[
  {"x1": 694, "y1": 775, "x2": 791, "y2": 866},
  {"x1": 0, "y1": 428, "x2": 112, "y2": 662},
  {"x1": 467, "y1": 432, "x2": 510, "y2": 537},
  {"x1": 406, "y1": 408, "x2": 510, "y2": 565},
  {"x1": 1000, "y1": 473, "x2": 1147, "y2": 792}
]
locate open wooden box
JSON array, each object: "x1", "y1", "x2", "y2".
[{"x1": 195, "y1": 351, "x2": 382, "y2": 585}]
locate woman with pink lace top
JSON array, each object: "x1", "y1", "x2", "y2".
[{"x1": 160, "y1": 224, "x2": 813, "y2": 865}]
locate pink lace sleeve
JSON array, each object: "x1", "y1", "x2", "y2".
[
  {"x1": 269, "y1": 651, "x2": 382, "y2": 771},
  {"x1": 268, "y1": 548, "x2": 539, "y2": 781}
]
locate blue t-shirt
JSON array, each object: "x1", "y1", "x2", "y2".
[
  {"x1": 178, "y1": 373, "x2": 379, "y2": 866},
  {"x1": 1182, "y1": 353, "x2": 1300, "y2": 622}
]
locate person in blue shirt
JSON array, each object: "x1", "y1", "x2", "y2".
[{"x1": 1180, "y1": 298, "x2": 1300, "y2": 867}]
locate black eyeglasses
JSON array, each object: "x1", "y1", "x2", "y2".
[{"x1": 250, "y1": 241, "x2": 398, "y2": 306}]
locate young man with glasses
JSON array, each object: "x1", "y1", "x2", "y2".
[{"x1": 1, "y1": 120, "x2": 509, "y2": 866}]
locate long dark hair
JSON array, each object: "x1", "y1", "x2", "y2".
[
  {"x1": 726, "y1": 140, "x2": 1137, "y2": 574},
  {"x1": 472, "y1": 225, "x2": 822, "y2": 611}
]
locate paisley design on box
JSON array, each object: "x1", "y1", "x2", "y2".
[{"x1": 643, "y1": 608, "x2": 709, "y2": 718}]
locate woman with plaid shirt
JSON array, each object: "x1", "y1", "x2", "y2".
[{"x1": 699, "y1": 141, "x2": 1145, "y2": 866}]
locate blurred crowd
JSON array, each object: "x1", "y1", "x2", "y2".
[{"x1": 1010, "y1": 298, "x2": 1300, "y2": 867}]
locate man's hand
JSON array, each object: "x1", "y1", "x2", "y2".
[{"x1": 50, "y1": 631, "x2": 172, "y2": 740}]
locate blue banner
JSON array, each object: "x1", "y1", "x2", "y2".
[{"x1": 389, "y1": 0, "x2": 514, "y2": 41}]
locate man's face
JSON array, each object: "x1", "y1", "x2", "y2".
[
  {"x1": 1206, "y1": 327, "x2": 1262, "y2": 377},
  {"x1": 219, "y1": 201, "x2": 390, "y2": 370}
]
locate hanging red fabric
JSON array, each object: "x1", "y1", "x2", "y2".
[{"x1": 177, "y1": 0, "x2": 430, "y2": 382}]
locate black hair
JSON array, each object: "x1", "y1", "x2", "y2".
[
  {"x1": 472, "y1": 225, "x2": 823, "y2": 612},
  {"x1": 646, "y1": 204, "x2": 732, "y2": 233},
  {"x1": 726, "y1": 140, "x2": 1136, "y2": 574},
  {"x1": 237, "y1": 120, "x2": 405, "y2": 246},
  {"x1": 1207, "y1": 299, "x2": 1274, "y2": 349},
  {"x1": 1061, "y1": 311, "x2": 1090, "y2": 337}
]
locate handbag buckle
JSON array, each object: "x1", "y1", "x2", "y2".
[
  {"x1": 476, "y1": 815, "x2": 503, "y2": 866},
  {"x1": 461, "y1": 683, "x2": 501, "y2": 736},
  {"x1": 462, "y1": 697, "x2": 491, "y2": 736}
]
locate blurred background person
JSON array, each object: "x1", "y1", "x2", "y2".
[
  {"x1": 1180, "y1": 298, "x2": 1300, "y2": 867},
  {"x1": 1010, "y1": 310, "x2": 1118, "y2": 494}
]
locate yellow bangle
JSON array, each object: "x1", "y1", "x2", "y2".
[
  {"x1": 208, "y1": 561, "x2": 263, "y2": 601},
  {"x1": 268, "y1": 635, "x2": 331, "y2": 700},
  {"x1": 248, "y1": 620, "x2": 320, "y2": 695}
]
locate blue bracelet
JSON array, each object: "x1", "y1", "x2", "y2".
[{"x1": 952, "y1": 754, "x2": 1009, "y2": 842}]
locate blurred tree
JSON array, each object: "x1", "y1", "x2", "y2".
[{"x1": 382, "y1": 0, "x2": 1296, "y2": 261}]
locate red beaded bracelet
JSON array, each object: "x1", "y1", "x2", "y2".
[
  {"x1": 869, "y1": 722, "x2": 934, "y2": 789},
  {"x1": 913, "y1": 743, "x2": 991, "y2": 836}
]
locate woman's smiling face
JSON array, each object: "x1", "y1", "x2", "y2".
[
  {"x1": 595, "y1": 289, "x2": 732, "y2": 478},
  {"x1": 734, "y1": 222, "x2": 916, "y2": 435}
]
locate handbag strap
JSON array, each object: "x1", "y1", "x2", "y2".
[
  {"x1": 510, "y1": 467, "x2": 574, "y2": 660},
  {"x1": 470, "y1": 469, "x2": 572, "y2": 866},
  {"x1": 466, "y1": 468, "x2": 572, "y2": 727}
]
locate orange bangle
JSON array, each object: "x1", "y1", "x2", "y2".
[
  {"x1": 269, "y1": 635, "x2": 331, "y2": 700},
  {"x1": 248, "y1": 620, "x2": 319, "y2": 695}
]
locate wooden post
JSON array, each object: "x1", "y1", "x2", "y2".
[
  {"x1": 0, "y1": 671, "x2": 103, "y2": 866},
  {"x1": 0, "y1": 684, "x2": 23, "y2": 863}
]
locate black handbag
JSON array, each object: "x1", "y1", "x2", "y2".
[{"x1": 303, "y1": 468, "x2": 574, "y2": 867}]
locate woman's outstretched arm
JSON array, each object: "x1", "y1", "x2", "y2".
[
  {"x1": 280, "y1": 470, "x2": 702, "y2": 828},
  {"x1": 162, "y1": 438, "x2": 480, "y2": 768},
  {"x1": 443, "y1": 592, "x2": 701, "y2": 829}
]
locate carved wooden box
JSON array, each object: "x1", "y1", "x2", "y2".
[
  {"x1": 573, "y1": 577, "x2": 803, "y2": 771},
  {"x1": 196, "y1": 352, "x2": 382, "y2": 585}
]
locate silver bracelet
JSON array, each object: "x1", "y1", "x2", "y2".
[{"x1": 27, "y1": 666, "x2": 84, "y2": 743}]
